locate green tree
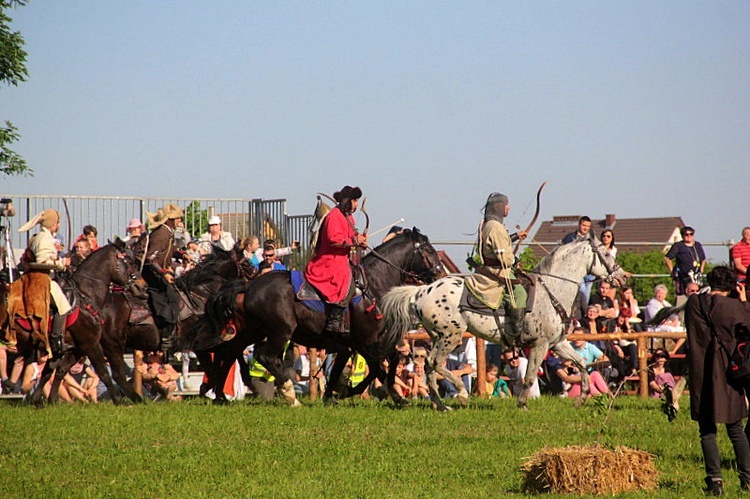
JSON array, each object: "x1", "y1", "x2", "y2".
[
  {"x1": 1, "y1": 0, "x2": 31, "y2": 177},
  {"x1": 616, "y1": 250, "x2": 674, "y2": 304},
  {"x1": 183, "y1": 201, "x2": 208, "y2": 239}
]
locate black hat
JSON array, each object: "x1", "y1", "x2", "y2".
[{"x1": 333, "y1": 185, "x2": 362, "y2": 203}]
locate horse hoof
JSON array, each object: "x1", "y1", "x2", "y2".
[
  {"x1": 457, "y1": 391, "x2": 469, "y2": 406},
  {"x1": 323, "y1": 396, "x2": 339, "y2": 406},
  {"x1": 212, "y1": 397, "x2": 230, "y2": 406},
  {"x1": 395, "y1": 397, "x2": 411, "y2": 409}
]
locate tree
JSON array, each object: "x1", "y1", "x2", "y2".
[{"x1": 1, "y1": 0, "x2": 31, "y2": 177}]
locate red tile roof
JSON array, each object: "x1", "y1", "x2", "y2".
[{"x1": 530, "y1": 214, "x2": 685, "y2": 258}]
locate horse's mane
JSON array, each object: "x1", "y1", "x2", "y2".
[
  {"x1": 176, "y1": 246, "x2": 238, "y2": 288},
  {"x1": 533, "y1": 236, "x2": 598, "y2": 273},
  {"x1": 72, "y1": 243, "x2": 115, "y2": 276}
]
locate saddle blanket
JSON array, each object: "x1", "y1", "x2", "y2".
[
  {"x1": 290, "y1": 270, "x2": 361, "y2": 313},
  {"x1": 459, "y1": 285, "x2": 504, "y2": 317}
]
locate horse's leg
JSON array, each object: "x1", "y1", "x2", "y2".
[
  {"x1": 76, "y1": 335, "x2": 124, "y2": 405},
  {"x1": 553, "y1": 341, "x2": 590, "y2": 407},
  {"x1": 254, "y1": 342, "x2": 298, "y2": 407},
  {"x1": 517, "y1": 343, "x2": 547, "y2": 409},
  {"x1": 322, "y1": 351, "x2": 349, "y2": 404},
  {"x1": 46, "y1": 352, "x2": 78, "y2": 404},
  {"x1": 422, "y1": 333, "x2": 465, "y2": 411}
]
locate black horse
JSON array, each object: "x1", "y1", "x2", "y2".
[
  {"x1": 98, "y1": 244, "x2": 256, "y2": 403},
  {"x1": 25, "y1": 241, "x2": 150, "y2": 405},
  {"x1": 180, "y1": 228, "x2": 446, "y2": 405}
]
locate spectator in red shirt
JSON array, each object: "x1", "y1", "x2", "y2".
[{"x1": 731, "y1": 227, "x2": 750, "y2": 282}]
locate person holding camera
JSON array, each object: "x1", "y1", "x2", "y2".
[{"x1": 665, "y1": 226, "x2": 706, "y2": 301}]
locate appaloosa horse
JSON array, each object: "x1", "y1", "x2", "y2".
[
  {"x1": 180, "y1": 228, "x2": 446, "y2": 405},
  {"x1": 380, "y1": 234, "x2": 629, "y2": 411}
]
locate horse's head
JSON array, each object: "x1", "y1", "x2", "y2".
[
  {"x1": 110, "y1": 239, "x2": 149, "y2": 298},
  {"x1": 393, "y1": 227, "x2": 447, "y2": 284},
  {"x1": 585, "y1": 234, "x2": 629, "y2": 287}
]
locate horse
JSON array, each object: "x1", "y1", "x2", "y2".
[
  {"x1": 2, "y1": 240, "x2": 150, "y2": 405},
  {"x1": 379, "y1": 234, "x2": 630, "y2": 411},
  {"x1": 98, "y1": 244, "x2": 256, "y2": 403},
  {"x1": 180, "y1": 228, "x2": 446, "y2": 405}
]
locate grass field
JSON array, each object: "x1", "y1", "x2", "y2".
[{"x1": 0, "y1": 394, "x2": 740, "y2": 498}]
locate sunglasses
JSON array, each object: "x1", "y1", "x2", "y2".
[
  {"x1": 414, "y1": 354, "x2": 426, "y2": 359},
  {"x1": 684, "y1": 232, "x2": 694, "y2": 236},
  {"x1": 602, "y1": 234, "x2": 612, "y2": 238},
  {"x1": 263, "y1": 253, "x2": 275, "y2": 258}
]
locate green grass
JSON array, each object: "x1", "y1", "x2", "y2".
[{"x1": 0, "y1": 394, "x2": 736, "y2": 498}]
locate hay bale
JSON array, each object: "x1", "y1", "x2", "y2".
[{"x1": 520, "y1": 444, "x2": 658, "y2": 496}]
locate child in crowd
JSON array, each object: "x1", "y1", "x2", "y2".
[
  {"x1": 484, "y1": 363, "x2": 509, "y2": 398},
  {"x1": 139, "y1": 351, "x2": 181, "y2": 401}
]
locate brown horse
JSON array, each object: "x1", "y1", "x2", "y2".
[{"x1": 0, "y1": 240, "x2": 150, "y2": 405}]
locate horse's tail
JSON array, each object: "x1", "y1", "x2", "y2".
[
  {"x1": 645, "y1": 303, "x2": 686, "y2": 328},
  {"x1": 379, "y1": 285, "x2": 421, "y2": 354}
]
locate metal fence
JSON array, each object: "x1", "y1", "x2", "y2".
[{"x1": 0, "y1": 195, "x2": 314, "y2": 265}]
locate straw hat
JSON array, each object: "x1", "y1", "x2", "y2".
[{"x1": 146, "y1": 203, "x2": 184, "y2": 229}]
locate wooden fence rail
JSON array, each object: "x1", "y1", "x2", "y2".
[{"x1": 405, "y1": 330, "x2": 687, "y2": 398}]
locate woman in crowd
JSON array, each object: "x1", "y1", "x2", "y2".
[{"x1": 600, "y1": 229, "x2": 617, "y2": 258}]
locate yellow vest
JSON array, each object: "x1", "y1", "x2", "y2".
[{"x1": 349, "y1": 354, "x2": 367, "y2": 387}]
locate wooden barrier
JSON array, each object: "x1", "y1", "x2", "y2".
[{"x1": 404, "y1": 329, "x2": 687, "y2": 399}]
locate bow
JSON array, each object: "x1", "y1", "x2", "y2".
[
  {"x1": 359, "y1": 197, "x2": 370, "y2": 235},
  {"x1": 62, "y1": 197, "x2": 72, "y2": 255},
  {"x1": 513, "y1": 181, "x2": 546, "y2": 255}
]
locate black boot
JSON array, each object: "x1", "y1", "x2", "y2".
[
  {"x1": 703, "y1": 477, "x2": 724, "y2": 496},
  {"x1": 50, "y1": 313, "x2": 69, "y2": 355},
  {"x1": 505, "y1": 308, "x2": 526, "y2": 341},
  {"x1": 324, "y1": 305, "x2": 347, "y2": 334}
]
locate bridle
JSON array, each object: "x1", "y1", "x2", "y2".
[
  {"x1": 367, "y1": 236, "x2": 444, "y2": 285},
  {"x1": 527, "y1": 238, "x2": 624, "y2": 332}
]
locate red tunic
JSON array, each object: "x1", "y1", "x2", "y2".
[{"x1": 304, "y1": 206, "x2": 356, "y2": 303}]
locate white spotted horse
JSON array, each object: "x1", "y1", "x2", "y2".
[{"x1": 379, "y1": 234, "x2": 629, "y2": 411}]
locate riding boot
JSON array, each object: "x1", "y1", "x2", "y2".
[
  {"x1": 50, "y1": 312, "x2": 69, "y2": 355},
  {"x1": 505, "y1": 308, "x2": 526, "y2": 342},
  {"x1": 324, "y1": 305, "x2": 348, "y2": 335}
]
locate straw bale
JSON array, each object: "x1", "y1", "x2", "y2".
[{"x1": 520, "y1": 444, "x2": 658, "y2": 496}]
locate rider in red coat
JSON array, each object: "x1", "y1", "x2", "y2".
[{"x1": 305, "y1": 185, "x2": 367, "y2": 334}]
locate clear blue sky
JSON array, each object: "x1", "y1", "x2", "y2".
[{"x1": 2, "y1": 1, "x2": 749, "y2": 265}]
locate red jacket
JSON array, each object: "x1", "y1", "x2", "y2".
[{"x1": 304, "y1": 207, "x2": 356, "y2": 303}]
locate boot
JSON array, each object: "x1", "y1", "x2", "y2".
[
  {"x1": 324, "y1": 305, "x2": 347, "y2": 334},
  {"x1": 50, "y1": 312, "x2": 69, "y2": 355},
  {"x1": 703, "y1": 477, "x2": 724, "y2": 496},
  {"x1": 505, "y1": 308, "x2": 526, "y2": 341}
]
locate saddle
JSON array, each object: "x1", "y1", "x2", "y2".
[{"x1": 290, "y1": 270, "x2": 363, "y2": 313}]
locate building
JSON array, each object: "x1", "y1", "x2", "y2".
[{"x1": 530, "y1": 214, "x2": 686, "y2": 259}]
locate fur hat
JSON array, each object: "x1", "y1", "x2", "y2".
[
  {"x1": 333, "y1": 185, "x2": 362, "y2": 203},
  {"x1": 18, "y1": 208, "x2": 60, "y2": 232}
]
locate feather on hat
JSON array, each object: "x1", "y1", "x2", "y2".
[{"x1": 19, "y1": 209, "x2": 60, "y2": 232}]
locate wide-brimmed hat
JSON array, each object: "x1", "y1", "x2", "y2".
[
  {"x1": 146, "y1": 204, "x2": 184, "y2": 229},
  {"x1": 333, "y1": 185, "x2": 362, "y2": 203},
  {"x1": 18, "y1": 208, "x2": 60, "y2": 232}
]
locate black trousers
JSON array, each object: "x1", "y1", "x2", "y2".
[{"x1": 699, "y1": 418, "x2": 750, "y2": 482}]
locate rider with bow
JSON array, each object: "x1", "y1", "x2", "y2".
[
  {"x1": 465, "y1": 192, "x2": 528, "y2": 343},
  {"x1": 304, "y1": 185, "x2": 367, "y2": 336}
]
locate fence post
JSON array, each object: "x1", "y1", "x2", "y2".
[
  {"x1": 476, "y1": 338, "x2": 486, "y2": 396},
  {"x1": 309, "y1": 348, "x2": 319, "y2": 401},
  {"x1": 637, "y1": 336, "x2": 648, "y2": 398}
]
